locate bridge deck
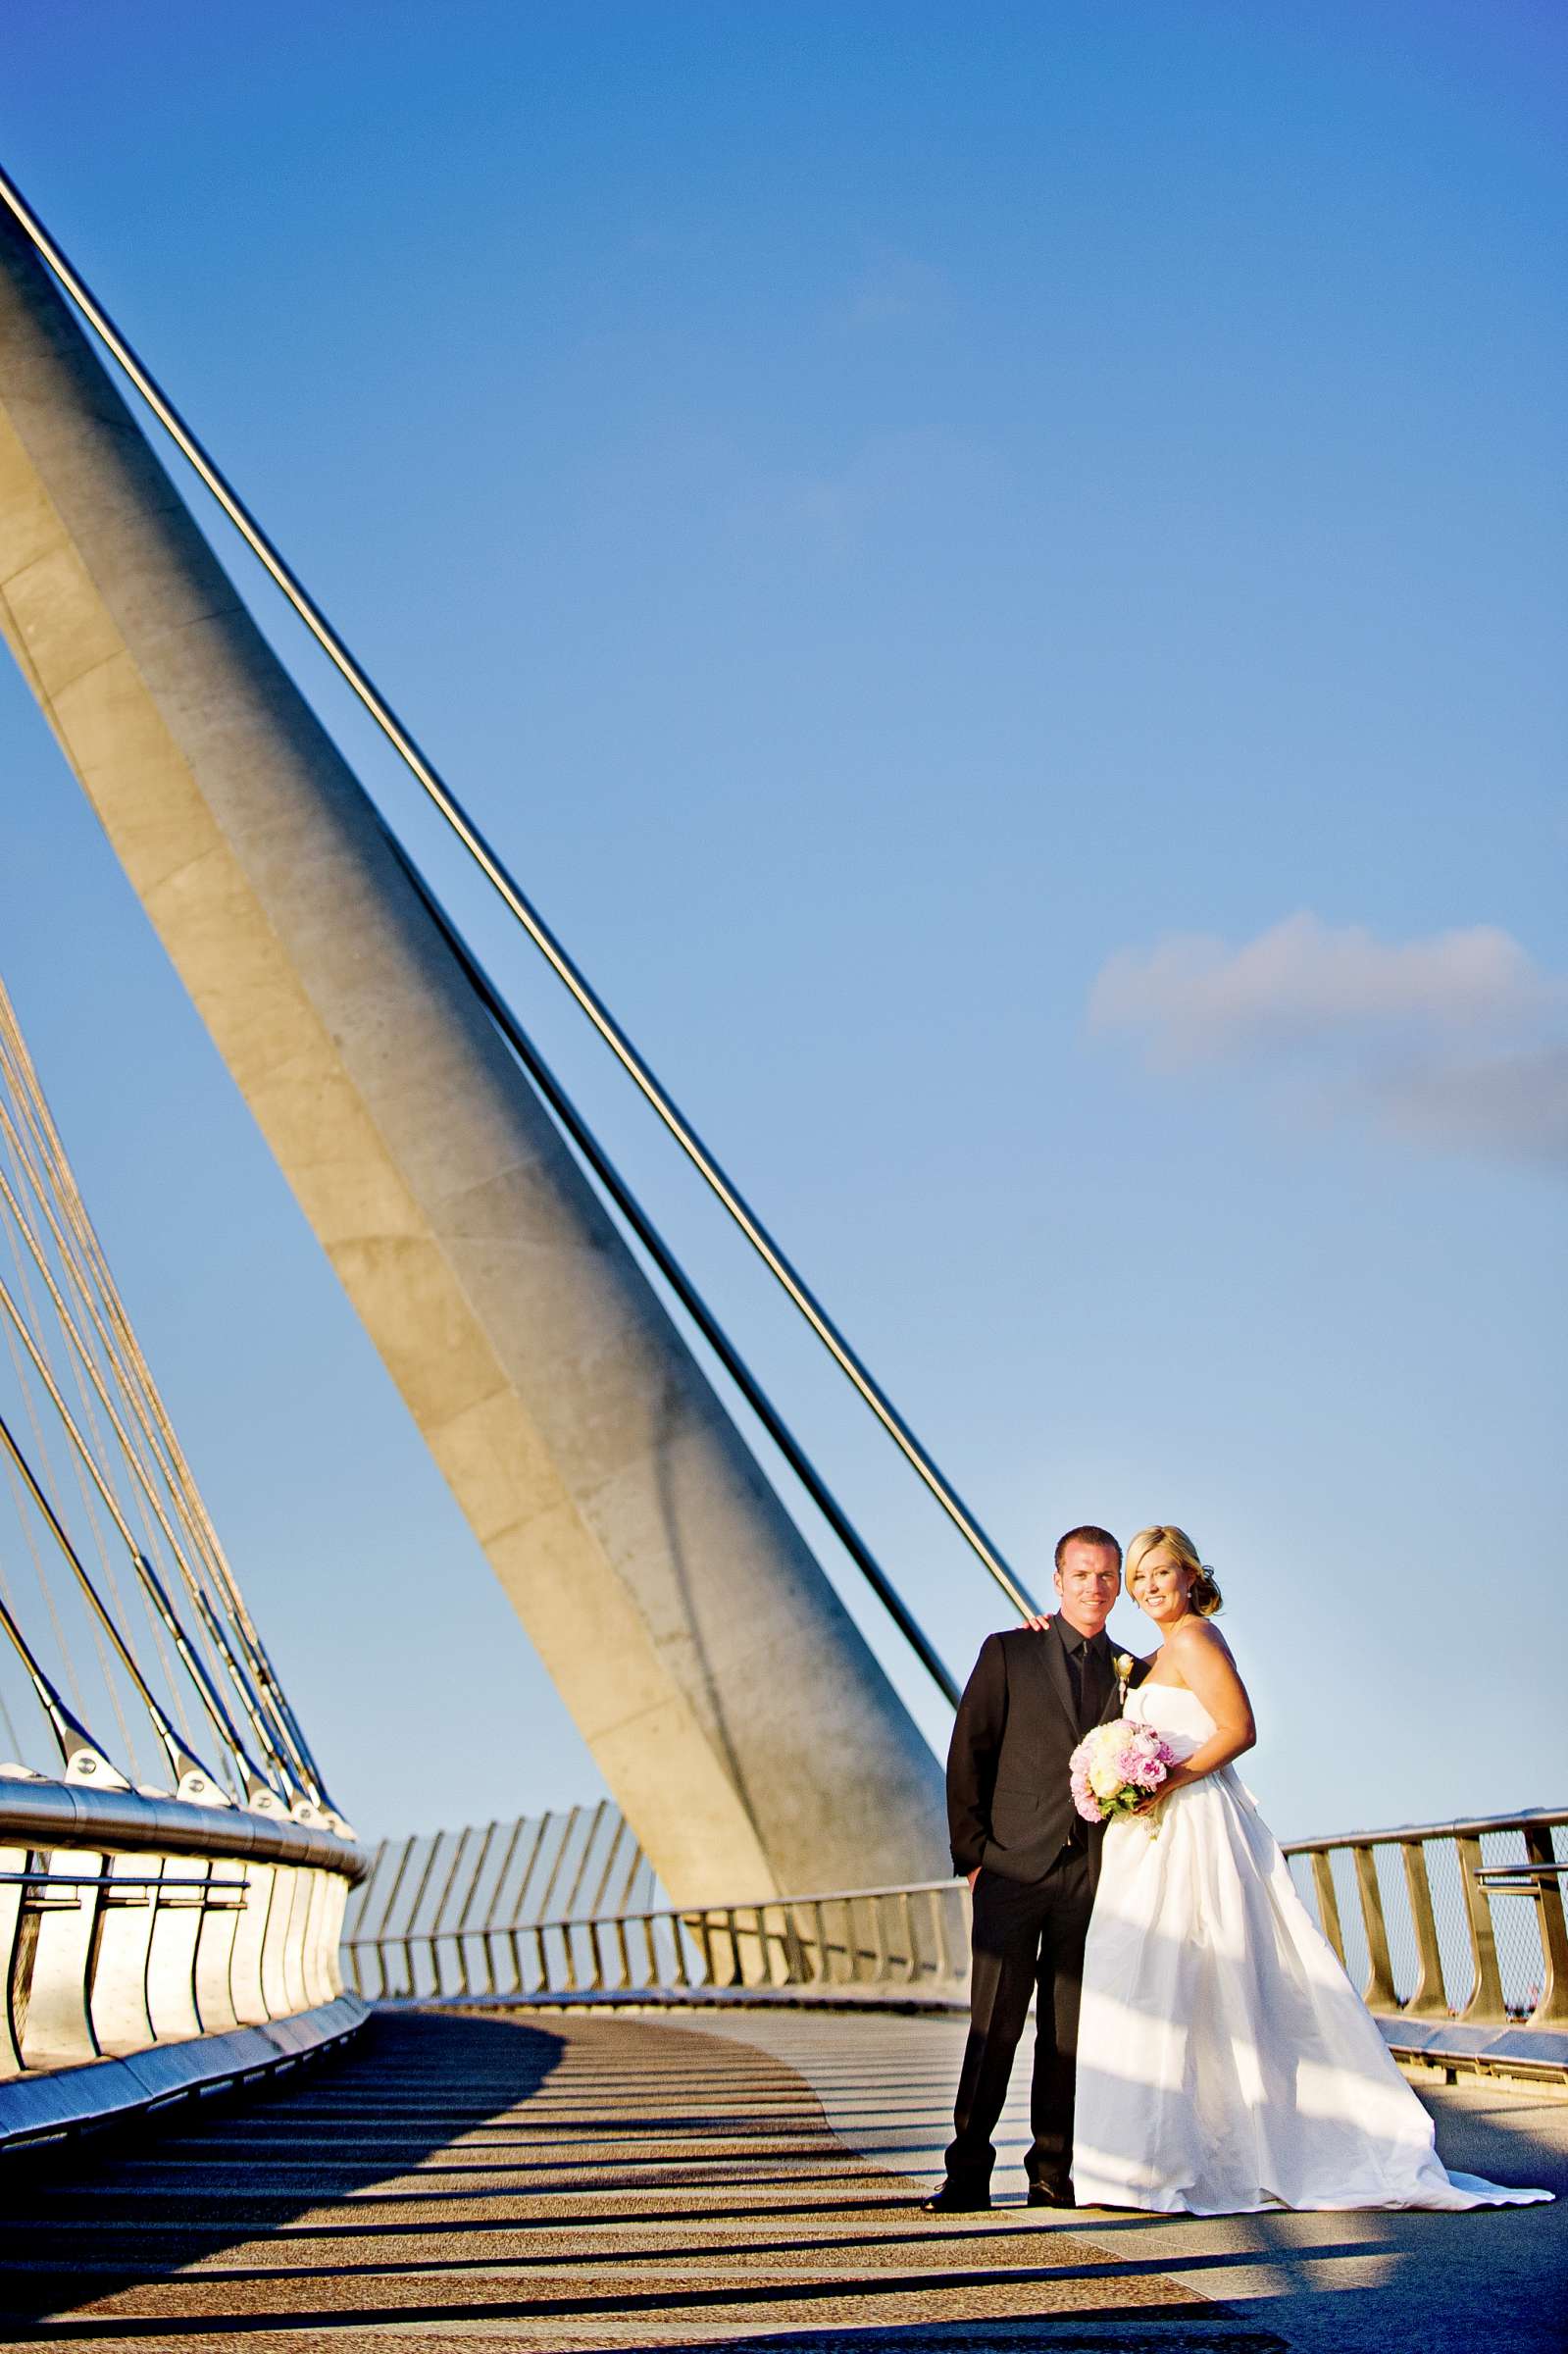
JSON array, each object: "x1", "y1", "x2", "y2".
[{"x1": 0, "y1": 2007, "x2": 1560, "y2": 2351}]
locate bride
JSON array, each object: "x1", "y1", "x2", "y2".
[{"x1": 1070, "y1": 1524, "x2": 1550, "y2": 2215}]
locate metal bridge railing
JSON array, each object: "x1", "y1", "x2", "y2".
[
  {"x1": 2, "y1": 1780, "x2": 367, "y2": 2075},
  {"x1": 343, "y1": 1808, "x2": 1566, "y2": 2035},
  {"x1": 345, "y1": 1873, "x2": 973, "y2": 2004},
  {"x1": 1283, "y1": 1807, "x2": 1568, "y2": 2030},
  {"x1": 338, "y1": 1802, "x2": 661, "y2": 2002}
]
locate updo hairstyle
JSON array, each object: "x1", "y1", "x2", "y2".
[{"x1": 1126, "y1": 1524, "x2": 1223, "y2": 1618}]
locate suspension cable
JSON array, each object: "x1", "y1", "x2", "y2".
[
  {"x1": 0, "y1": 1013, "x2": 324, "y2": 1800},
  {"x1": 0, "y1": 166, "x2": 1037, "y2": 1622},
  {"x1": 0, "y1": 1105, "x2": 310, "y2": 1795},
  {"x1": 11, "y1": 1075, "x2": 233, "y2": 1741},
  {"x1": 0, "y1": 965, "x2": 323, "y2": 1814},
  {"x1": 0, "y1": 1402, "x2": 218, "y2": 1790},
  {"x1": 0, "y1": 1157, "x2": 138, "y2": 1767},
  {"x1": 0, "y1": 1144, "x2": 200, "y2": 1764},
  {"x1": 0, "y1": 1585, "x2": 116, "y2": 1774},
  {"x1": 384, "y1": 836, "x2": 960, "y2": 1709},
  {"x1": 0, "y1": 1265, "x2": 273, "y2": 1794}
]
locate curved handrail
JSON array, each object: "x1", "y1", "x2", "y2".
[
  {"x1": 0, "y1": 1782, "x2": 367, "y2": 1879},
  {"x1": 0, "y1": 1776, "x2": 367, "y2": 2094},
  {"x1": 1282, "y1": 1807, "x2": 1568, "y2": 1855}
]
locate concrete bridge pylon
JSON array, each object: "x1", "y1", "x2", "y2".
[{"x1": 0, "y1": 207, "x2": 949, "y2": 1905}]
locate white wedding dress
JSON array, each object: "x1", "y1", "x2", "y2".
[{"x1": 1073, "y1": 1681, "x2": 1552, "y2": 2214}]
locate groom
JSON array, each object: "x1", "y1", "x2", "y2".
[{"x1": 926, "y1": 1524, "x2": 1140, "y2": 2212}]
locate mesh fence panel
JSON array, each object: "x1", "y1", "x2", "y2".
[
  {"x1": 1281, "y1": 1830, "x2": 1562, "y2": 2020},
  {"x1": 1418, "y1": 1838, "x2": 1473, "y2": 2013},
  {"x1": 1479, "y1": 1825, "x2": 1544, "y2": 2017},
  {"x1": 1328, "y1": 1848, "x2": 1370, "y2": 1994},
  {"x1": 1372, "y1": 1844, "x2": 1419, "y2": 2004}
]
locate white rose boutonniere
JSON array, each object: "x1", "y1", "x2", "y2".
[{"x1": 1114, "y1": 1652, "x2": 1135, "y2": 1706}]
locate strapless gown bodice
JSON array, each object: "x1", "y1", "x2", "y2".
[
  {"x1": 1121, "y1": 1677, "x2": 1216, "y2": 1755},
  {"x1": 1072, "y1": 1670, "x2": 1550, "y2": 2215}
]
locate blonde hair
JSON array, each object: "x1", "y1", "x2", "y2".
[{"x1": 1126, "y1": 1524, "x2": 1223, "y2": 1617}]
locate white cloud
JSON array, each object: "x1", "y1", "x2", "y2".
[{"x1": 1087, "y1": 913, "x2": 1568, "y2": 1174}]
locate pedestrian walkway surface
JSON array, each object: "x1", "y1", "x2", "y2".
[
  {"x1": 0, "y1": 2006, "x2": 1560, "y2": 2351},
  {"x1": 680, "y1": 2009, "x2": 1568, "y2": 2354}
]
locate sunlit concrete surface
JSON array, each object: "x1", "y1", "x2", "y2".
[
  {"x1": 684, "y1": 2010, "x2": 1568, "y2": 2354},
  {"x1": 2, "y1": 2007, "x2": 1559, "y2": 2350}
]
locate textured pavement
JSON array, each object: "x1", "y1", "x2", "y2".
[
  {"x1": 0, "y1": 2005, "x2": 1559, "y2": 2351},
  {"x1": 679, "y1": 2010, "x2": 1568, "y2": 2354}
]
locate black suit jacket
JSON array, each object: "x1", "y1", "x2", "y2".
[{"x1": 946, "y1": 1621, "x2": 1148, "y2": 1888}]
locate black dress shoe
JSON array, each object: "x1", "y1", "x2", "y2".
[
  {"x1": 922, "y1": 2180, "x2": 992, "y2": 2213},
  {"x1": 1027, "y1": 2178, "x2": 1076, "y2": 2208}
]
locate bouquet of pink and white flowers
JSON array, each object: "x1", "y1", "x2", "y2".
[{"x1": 1069, "y1": 1719, "x2": 1178, "y2": 1827}]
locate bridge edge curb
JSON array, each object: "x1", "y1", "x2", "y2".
[{"x1": 0, "y1": 1993, "x2": 371, "y2": 2151}]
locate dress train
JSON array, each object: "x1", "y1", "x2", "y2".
[{"x1": 1073, "y1": 1683, "x2": 1552, "y2": 2214}]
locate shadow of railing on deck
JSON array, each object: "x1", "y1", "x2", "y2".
[{"x1": 0, "y1": 2009, "x2": 565, "y2": 2332}]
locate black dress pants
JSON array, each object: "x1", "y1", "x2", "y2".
[{"x1": 945, "y1": 1850, "x2": 1094, "y2": 2191}]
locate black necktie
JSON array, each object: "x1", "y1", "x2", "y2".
[{"x1": 1076, "y1": 1636, "x2": 1106, "y2": 1732}]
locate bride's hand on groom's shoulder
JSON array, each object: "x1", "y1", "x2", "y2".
[{"x1": 1023, "y1": 1612, "x2": 1052, "y2": 1632}]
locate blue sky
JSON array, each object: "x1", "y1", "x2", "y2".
[{"x1": 0, "y1": 2, "x2": 1562, "y2": 1847}]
